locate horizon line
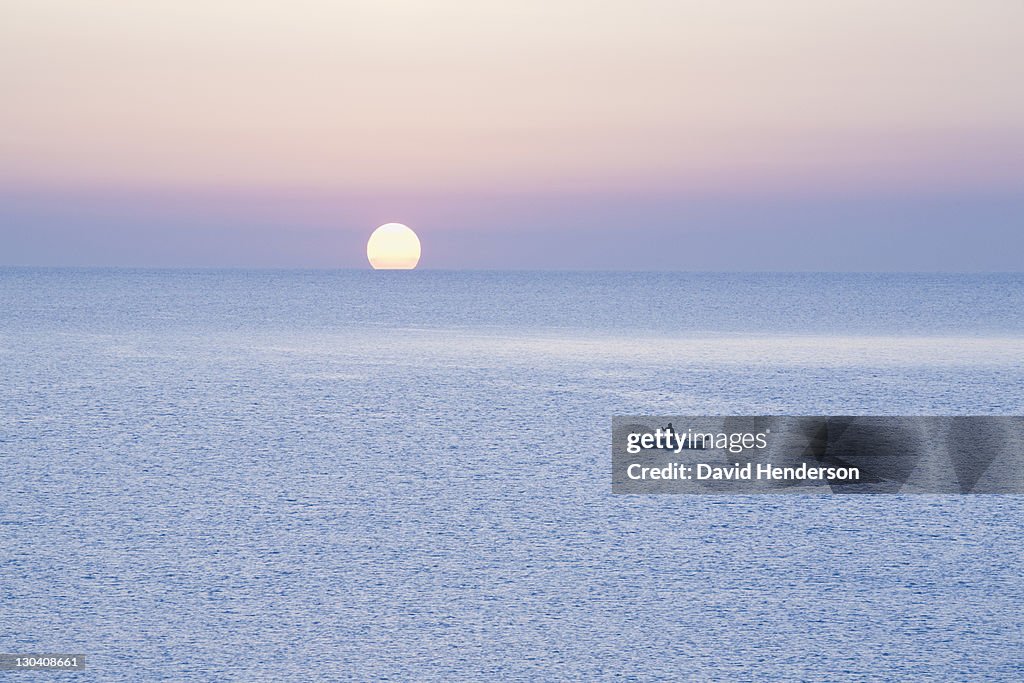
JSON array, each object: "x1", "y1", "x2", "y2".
[{"x1": 2, "y1": 265, "x2": 1022, "y2": 275}]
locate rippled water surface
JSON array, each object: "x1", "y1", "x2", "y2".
[{"x1": 2, "y1": 270, "x2": 1023, "y2": 680}]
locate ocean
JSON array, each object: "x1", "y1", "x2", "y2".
[{"x1": 1, "y1": 269, "x2": 1023, "y2": 681}]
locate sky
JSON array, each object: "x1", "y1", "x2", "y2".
[{"x1": 2, "y1": 0, "x2": 1023, "y2": 269}]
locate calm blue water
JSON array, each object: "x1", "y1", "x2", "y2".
[{"x1": 1, "y1": 270, "x2": 1023, "y2": 681}]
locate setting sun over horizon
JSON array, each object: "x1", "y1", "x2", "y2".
[{"x1": 366, "y1": 223, "x2": 421, "y2": 270}]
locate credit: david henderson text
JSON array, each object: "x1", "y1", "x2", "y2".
[{"x1": 626, "y1": 462, "x2": 862, "y2": 481}]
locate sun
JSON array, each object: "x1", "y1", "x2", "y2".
[{"x1": 366, "y1": 223, "x2": 421, "y2": 270}]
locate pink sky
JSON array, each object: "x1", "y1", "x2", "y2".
[
  {"x1": 1, "y1": 1, "x2": 1023, "y2": 268},
  {"x1": 4, "y1": 1, "x2": 1023, "y2": 194}
]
